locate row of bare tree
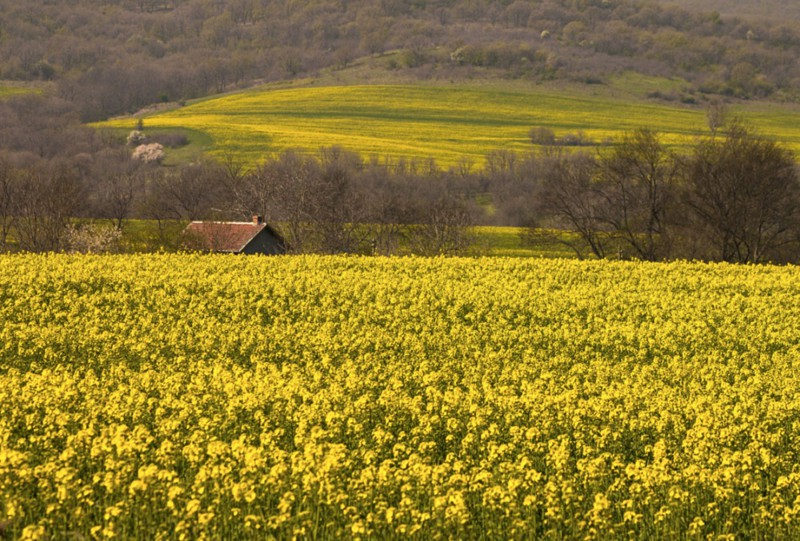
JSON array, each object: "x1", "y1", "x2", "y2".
[
  {"x1": 0, "y1": 94, "x2": 476, "y2": 255},
  {"x1": 0, "y1": 149, "x2": 479, "y2": 255},
  {"x1": 526, "y1": 125, "x2": 800, "y2": 263},
  {"x1": 145, "y1": 150, "x2": 479, "y2": 255},
  {"x1": 1, "y1": 93, "x2": 799, "y2": 261}
]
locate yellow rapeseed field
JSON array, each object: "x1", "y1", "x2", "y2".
[
  {"x1": 97, "y1": 84, "x2": 800, "y2": 168},
  {"x1": 1, "y1": 254, "x2": 800, "y2": 539}
]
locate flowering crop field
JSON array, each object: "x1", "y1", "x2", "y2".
[
  {"x1": 2, "y1": 254, "x2": 800, "y2": 540},
  {"x1": 97, "y1": 84, "x2": 800, "y2": 168}
]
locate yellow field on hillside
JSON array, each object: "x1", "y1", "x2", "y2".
[
  {"x1": 99, "y1": 84, "x2": 800, "y2": 168},
  {"x1": 2, "y1": 254, "x2": 800, "y2": 539},
  {"x1": 0, "y1": 83, "x2": 38, "y2": 98}
]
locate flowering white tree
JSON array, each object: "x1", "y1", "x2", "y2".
[
  {"x1": 126, "y1": 130, "x2": 147, "y2": 146},
  {"x1": 132, "y1": 143, "x2": 164, "y2": 164},
  {"x1": 64, "y1": 223, "x2": 122, "y2": 253}
]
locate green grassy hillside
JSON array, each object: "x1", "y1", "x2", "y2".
[{"x1": 99, "y1": 82, "x2": 800, "y2": 168}]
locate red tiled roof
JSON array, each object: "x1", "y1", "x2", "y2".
[{"x1": 184, "y1": 221, "x2": 268, "y2": 253}]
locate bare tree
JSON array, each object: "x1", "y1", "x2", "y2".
[
  {"x1": 407, "y1": 195, "x2": 475, "y2": 256},
  {"x1": 157, "y1": 161, "x2": 229, "y2": 221},
  {"x1": 533, "y1": 152, "x2": 611, "y2": 259},
  {"x1": 596, "y1": 128, "x2": 678, "y2": 260},
  {"x1": 233, "y1": 164, "x2": 278, "y2": 223},
  {"x1": 683, "y1": 123, "x2": 800, "y2": 263},
  {"x1": 135, "y1": 170, "x2": 186, "y2": 251},
  {"x1": 13, "y1": 161, "x2": 83, "y2": 252},
  {"x1": 238, "y1": 149, "x2": 371, "y2": 254},
  {"x1": 104, "y1": 170, "x2": 143, "y2": 231},
  {"x1": 356, "y1": 168, "x2": 413, "y2": 255},
  {"x1": 312, "y1": 147, "x2": 371, "y2": 253},
  {"x1": 0, "y1": 157, "x2": 18, "y2": 251},
  {"x1": 529, "y1": 126, "x2": 556, "y2": 146},
  {"x1": 400, "y1": 173, "x2": 477, "y2": 256},
  {"x1": 89, "y1": 149, "x2": 146, "y2": 230},
  {"x1": 706, "y1": 99, "x2": 728, "y2": 137},
  {"x1": 485, "y1": 151, "x2": 542, "y2": 227},
  {"x1": 254, "y1": 151, "x2": 321, "y2": 253}
]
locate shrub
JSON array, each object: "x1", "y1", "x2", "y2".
[
  {"x1": 132, "y1": 142, "x2": 164, "y2": 163},
  {"x1": 126, "y1": 130, "x2": 147, "y2": 146},
  {"x1": 150, "y1": 132, "x2": 189, "y2": 148},
  {"x1": 529, "y1": 126, "x2": 556, "y2": 145},
  {"x1": 64, "y1": 223, "x2": 122, "y2": 253}
]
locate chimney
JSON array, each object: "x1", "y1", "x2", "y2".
[{"x1": 253, "y1": 215, "x2": 264, "y2": 225}]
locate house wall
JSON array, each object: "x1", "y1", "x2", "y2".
[{"x1": 242, "y1": 229, "x2": 286, "y2": 255}]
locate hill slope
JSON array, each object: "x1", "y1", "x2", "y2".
[
  {"x1": 101, "y1": 82, "x2": 800, "y2": 167},
  {"x1": 4, "y1": 0, "x2": 800, "y2": 122},
  {"x1": 658, "y1": 0, "x2": 800, "y2": 20}
]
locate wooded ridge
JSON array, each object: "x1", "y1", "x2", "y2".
[{"x1": 2, "y1": 0, "x2": 799, "y2": 121}]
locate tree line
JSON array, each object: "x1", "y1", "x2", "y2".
[
  {"x1": 2, "y1": 0, "x2": 800, "y2": 121},
  {"x1": 1, "y1": 93, "x2": 799, "y2": 262},
  {"x1": 0, "y1": 149, "x2": 480, "y2": 256},
  {"x1": 0, "y1": 94, "x2": 480, "y2": 255},
  {"x1": 525, "y1": 125, "x2": 800, "y2": 263}
]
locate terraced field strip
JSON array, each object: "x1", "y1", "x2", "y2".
[{"x1": 0, "y1": 84, "x2": 37, "y2": 98}]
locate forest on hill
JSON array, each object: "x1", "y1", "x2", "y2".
[{"x1": 2, "y1": 0, "x2": 800, "y2": 121}]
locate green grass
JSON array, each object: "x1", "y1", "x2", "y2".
[
  {"x1": 116, "y1": 219, "x2": 187, "y2": 252},
  {"x1": 8, "y1": 219, "x2": 571, "y2": 258},
  {"x1": 68, "y1": 218, "x2": 576, "y2": 258},
  {"x1": 606, "y1": 71, "x2": 690, "y2": 97},
  {"x1": 472, "y1": 226, "x2": 584, "y2": 258},
  {"x1": 96, "y1": 82, "x2": 800, "y2": 168},
  {"x1": 110, "y1": 220, "x2": 580, "y2": 258}
]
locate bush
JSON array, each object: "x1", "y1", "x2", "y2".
[
  {"x1": 64, "y1": 223, "x2": 122, "y2": 253},
  {"x1": 558, "y1": 131, "x2": 592, "y2": 146},
  {"x1": 126, "y1": 130, "x2": 147, "y2": 146},
  {"x1": 132, "y1": 143, "x2": 165, "y2": 163},
  {"x1": 529, "y1": 126, "x2": 556, "y2": 145},
  {"x1": 150, "y1": 132, "x2": 189, "y2": 148}
]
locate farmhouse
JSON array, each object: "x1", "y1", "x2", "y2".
[{"x1": 183, "y1": 216, "x2": 286, "y2": 255}]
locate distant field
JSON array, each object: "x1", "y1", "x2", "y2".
[
  {"x1": 0, "y1": 84, "x2": 35, "y2": 98},
  {"x1": 98, "y1": 83, "x2": 800, "y2": 168}
]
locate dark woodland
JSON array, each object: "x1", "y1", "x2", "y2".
[{"x1": 2, "y1": 0, "x2": 800, "y2": 120}]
